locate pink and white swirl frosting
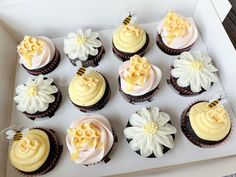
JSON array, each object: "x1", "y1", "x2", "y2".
[
  {"x1": 17, "y1": 36, "x2": 55, "y2": 70},
  {"x1": 66, "y1": 114, "x2": 114, "y2": 165},
  {"x1": 157, "y1": 11, "x2": 198, "y2": 49},
  {"x1": 119, "y1": 55, "x2": 162, "y2": 96}
]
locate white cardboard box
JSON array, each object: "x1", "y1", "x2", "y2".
[{"x1": 0, "y1": 0, "x2": 236, "y2": 177}]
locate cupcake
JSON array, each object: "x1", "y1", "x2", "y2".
[
  {"x1": 169, "y1": 52, "x2": 218, "y2": 96},
  {"x1": 68, "y1": 68, "x2": 111, "y2": 112},
  {"x1": 64, "y1": 29, "x2": 105, "y2": 67},
  {"x1": 156, "y1": 11, "x2": 198, "y2": 55},
  {"x1": 66, "y1": 114, "x2": 116, "y2": 165},
  {"x1": 17, "y1": 35, "x2": 60, "y2": 75},
  {"x1": 124, "y1": 107, "x2": 177, "y2": 158},
  {"x1": 112, "y1": 14, "x2": 149, "y2": 61},
  {"x1": 118, "y1": 55, "x2": 162, "y2": 104},
  {"x1": 14, "y1": 75, "x2": 62, "y2": 120},
  {"x1": 181, "y1": 101, "x2": 231, "y2": 147},
  {"x1": 8, "y1": 127, "x2": 63, "y2": 176}
]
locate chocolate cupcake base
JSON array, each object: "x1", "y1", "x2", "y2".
[
  {"x1": 68, "y1": 45, "x2": 105, "y2": 67},
  {"x1": 22, "y1": 48, "x2": 61, "y2": 75},
  {"x1": 156, "y1": 34, "x2": 193, "y2": 55},
  {"x1": 72, "y1": 76, "x2": 111, "y2": 112},
  {"x1": 23, "y1": 83, "x2": 62, "y2": 120},
  {"x1": 17, "y1": 128, "x2": 63, "y2": 176},
  {"x1": 126, "y1": 121, "x2": 175, "y2": 158},
  {"x1": 118, "y1": 77, "x2": 159, "y2": 104},
  {"x1": 112, "y1": 33, "x2": 150, "y2": 62},
  {"x1": 181, "y1": 101, "x2": 231, "y2": 148}
]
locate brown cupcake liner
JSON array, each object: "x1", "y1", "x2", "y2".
[
  {"x1": 126, "y1": 117, "x2": 175, "y2": 158},
  {"x1": 112, "y1": 32, "x2": 150, "y2": 62},
  {"x1": 23, "y1": 82, "x2": 62, "y2": 120},
  {"x1": 16, "y1": 128, "x2": 63, "y2": 176},
  {"x1": 22, "y1": 48, "x2": 61, "y2": 76},
  {"x1": 118, "y1": 77, "x2": 159, "y2": 104},
  {"x1": 71, "y1": 75, "x2": 110, "y2": 112},
  {"x1": 68, "y1": 42, "x2": 105, "y2": 68},
  {"x1": 84, "y1": 128, "x2": 118, "y2": 166},
  {"x1": 156, "y1": 33, "x2": 194, "y2": 55},
  {"x1": 181, "y1": 101, "x2": 231, "y2": 148}
]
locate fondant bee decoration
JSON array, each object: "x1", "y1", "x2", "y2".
[
  {"x1": 123, "y1": 12, "x2": 135, "y2": 25},
  {"x1": 208, "y1": 91, "x2": 227, "y2": 109},
  {"x1": 76, "y1": 67, "x2": 86, "y2": 76},
  {"x1": 6, "y1": 128, "x2": 29, "y2": 141},
  {"x1": 208, "y1": 100, "x2": 220, "y2": 109}
]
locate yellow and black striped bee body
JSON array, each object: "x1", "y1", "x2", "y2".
[
  {"x1": 208, "y1": 99, "x2": 220, "y2": 108},
  {"x1": 76, "y1": 67, "x2": 86, "y2": 76},
  {"x1": 123, "y1": 12, "x2": 134, "y2": 25},
  {"x1": 14, "y1": 131, "x2": 23, "y2": 141}
]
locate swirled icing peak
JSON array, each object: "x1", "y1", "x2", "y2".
[
  {"x1": 124, "y1": 107, "x2": 177, "y2": 157},
  {"x1": 163, "y1": 11, "x2": 190, "y2": 45},
  {"x1": 119, "y1": 55, "x2": 162, "y2": 96},
  {"x1": 14, "y1": 75, "x2": 58, "y2": 114},
  {"x1": 64, "y1": 29, "x2": 102, "y2": 61},
  {"x1": 10, "y1": 129, "x2": 50, "y2": 172},
  {"x1": 17, "y1": 36, "x2": 44, "y2": 67},
  {"x1": 69, "y1": 70, "x2": 105, "y2": 106},
  {"x1": 66, "y1": 114, "x2": 114, "y2": 164},
  {"x1": 189, "y1": 102, "x2": 231, "y2": 141},
  {"x1": 17, "y1": 36, "x2": 55, "y2": 70},
  {"x1": 113, "y1": 24, "x2": 146, "y2": 53}
]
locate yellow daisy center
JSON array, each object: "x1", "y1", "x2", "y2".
[{"x1": 144, "y1": 121, "x2": 158, "y2": 135}]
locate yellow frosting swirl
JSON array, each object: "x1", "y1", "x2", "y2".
[
  {"x1": 163, "y1": 11, "x2": 190, "y2": 45},
  {"x1": 69, "y1": 71, "x2": 106, "y2": 106},
  {"x1": 17, "y1": 35, "x2": 44, "y2": 67},
  {"x1": 113, "y1": 24, "x2": 146, "y2": 53},
  {"x1": 10, "y1": 129, "x2": 50, "y2": 172},
  {"x1": 189, "y1": 102, "x2": 231, "y2": 141}
]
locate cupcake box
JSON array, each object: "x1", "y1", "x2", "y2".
[{"x1": 1, "y1": 0, "x2": 236, "y2": 177}]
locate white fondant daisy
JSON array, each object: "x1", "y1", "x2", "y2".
[
  {"x1": 14, "y1": 75, "x2": 58, "y2": 114},
  {"x1": 64, "y1": 29, "x2": 102, "y2": 61},
  {"x1": 124, "y1": 107, "x2": 177, "y2": 157},
  {"x1": 171, "y1": 52, "x2": 218, "y2": 92}
]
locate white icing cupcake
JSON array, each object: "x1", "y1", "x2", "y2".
[
  {"x1": 170, "y1": 52, "x2": 218, "y2": 96},
  {"x1": 14, "y1": 75, "x2": 62, "y2": 120},
  {"x1": 64, "y1": 29, "x2": 105, "y2": 67},
  {"x1": 124, "y1": 107, "x2": 177, "y2": 158}
]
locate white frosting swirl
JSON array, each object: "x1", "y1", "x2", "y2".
[
  {"x1": 66, "y1": 114, "x2": 114, "y2": 165},
  {"x1": 64, "y1": 29, "x2": 102, "y2": 61},
  {"x1": 18, "y1": 36, "x2": 55, "y2": 70},
  {"x1": 119, "y1": 58, "x2": 162, "y2": 96},
  {"x1": 171, "y1": 52, "x2": 218, "y2": 92},
  {"x1": 14, "y1": 75, "x2": 58, "y2": 114},
  {"x1": 124, "y1": 107, "x2": 177, "y2": 157},
  {"x1": 157, "y1": 16, "x2": 198, "y2": 49}
]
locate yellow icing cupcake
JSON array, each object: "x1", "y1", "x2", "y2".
[
  {"x1": 8, "y1": 128, "x2": 62, "y2": 175},
  {"x1": 112, "y1": 14, "x2": 149, "y2": 61},
  {"x1": 69, "y1": 68, "x2": 110, "y2": 112},
  {"x1": 181, "y1": 101, "x2": 231, "y2": 147}
]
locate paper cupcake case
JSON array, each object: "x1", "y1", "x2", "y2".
[
  {"x1": 13, "y1": 128, "x2": 63, "y2": 176},
  {"x1": 22, "y1": 48, "x2": 61, "y2": 76},
  {"x1": 180, "y1": 100, "x2": 232, "y2": 148}
]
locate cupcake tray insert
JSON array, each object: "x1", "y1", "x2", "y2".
[{"x1": 7, "y1": 7, "x2": 236, "y2": 177}]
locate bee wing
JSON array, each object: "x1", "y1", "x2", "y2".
[
  {"x1": 116, "y1": 8, "x2": 137, "y2": 25},
  {"x1": 208, "y1": 90, "x2": 227, "y2": 103},
  {"x1": 22, "y1": 128, "x2": 30, "y2": 135},
  {"x1": 5, "y1": 130, "x2": 16, "y2": 140},
  {"x1": 75, "y1": 60, "x2": 82, "y2": 68}
]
